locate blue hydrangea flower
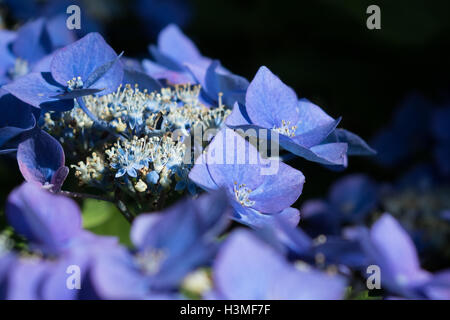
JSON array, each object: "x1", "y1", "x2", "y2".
[
  {"x1": 4, "y1": 32, "x2": 123, "y2": 112},
  {"x1": 261, "y1": 216, "x2": 368, "y2": 270},
  {"x1": 421, "y1": 270, "x2": 450, "y2": 300},
  {"x1": 90, "y1": 191, "x2": 229, "y2": 299},
  {"x1": 143, "y1": 25, "x2": 200, "y2": 85},
  {"x1": 189, "y1": 128, "x2": 305, "y2": 229},
  {"x1": 6, "y1": 182, "x2": 83, "y2": 255},
  {"x1": 109, "y1": 138, "x2": 151, "y2": 178},
  {"x1": 4, "y1": 257, "x2": 51, "y2": 300},
  {"x1": 226, "y1": 66, "x2": 374, "y2": 167},
  {"x1": 209, "y1": 229, "x2": 347, "y2": 299},
  {"x1": 143, "y1": 24, "x2": 248, "y2": 106},
  {"x1": 300, "y1": 174, "x2": 379, "y2": 237},
  {"x1": 360, "y1": 214, "x2": 450, "y2": 299},
  {"x1": 37, "y1": 236, "x2": 123, "y2": 300},
  {"x1": 1, "y1": 233, "x2": 121, "y2": 300},
  {"x1": 3, "y1": 182, "x2": 122, "y2": 299},
  {"x1": 147, "y1": 24, "x2": 213, "y2": 79}
]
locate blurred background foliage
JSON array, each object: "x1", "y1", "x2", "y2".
[{"x1": 0, "y1": 0, "x2": 449, "y2": 232}]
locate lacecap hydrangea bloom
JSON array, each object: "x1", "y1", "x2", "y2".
[{"x1": 0, "y1": 20, "x2": 400, "y2": 301}]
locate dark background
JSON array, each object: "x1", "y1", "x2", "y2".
[{"x1": 1, "y1": 0, "x2": 450, "y2": 203}]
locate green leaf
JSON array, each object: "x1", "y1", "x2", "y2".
[{"x1": 82, "y1": 199, "x2": 114, "y2": 229}]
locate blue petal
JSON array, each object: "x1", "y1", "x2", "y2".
[
  {"x1": 122, "y1": 68, "x2": 162, "y2": 92},
  {"x1": 50, "y1": 166, "x2": 69, "y2": 192},
  {"x1": 186, "y1": 61, "x2": 248, "y2": 106},
  {"x1": 313, "y1": 237, "x2": 369, "y2": 269},
  {"x1": 232, "y1": 204, "x2": 300, "y2": 230},
  {"x1": 45, "y1": 14, "x2": 77, "y2": 49},
  {"x1": 90, "y1": 248, "x2": 152, "y2": 299},
  {"x1": 154, "y1": 24, "x2": 203, "y2": 67},
  {"x1": 205, "y1": 61, "x2": 249, "y2": 106},
  {"x1": 3, "y1": 72, "x2": 61, "y2": 108},
  {"x1": 361, "y1": 214, "x2": 431, "y2": 296},
  {"x1": 6, "y1": 259, "x2": 49, "y2": 300},
  {"x1": 142, "y1": 59, "x2": 192, "y2": 84},
  {"x1": 51, "y1": 33, "x2": 123, "y2": 96},
  {"x1": 293, "y1": 99, "x2": 337, "y2": 146},
  {"x1": 326, "y1": 128, "x2": 376, "y2": 156},
  {"x1": 0, "y1": 89, "x2": 36, "y2": 148},
  {"x1": 131, "y1": 192, "x2": 229, "y2": 290},
  {"x1": 12, "y1": 18, "x2": 52, "y2": 64},
  {"x1": 213, "y1": 229, "x2": 347, "y2": 299},
  {"x1": 17, "y1": 129, "x2": 65, "y2": 185},
  {"x1": 5, "y1": 182, "x2": 82, "y2": 255},
  {"x1": 245, "y1": 66, "x2": 299, "y2": 128}
]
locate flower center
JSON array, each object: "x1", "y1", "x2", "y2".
[
  {"x1": 67, "y1": 76, "x2": 84, "y2": 91},
  {"x1": 273, "y1": 120, "x2": 297, "y2": 137},
  {"x1": 234, "y1": 182, "x2": 255, "y2": 207},
  {"x1": 105, "y1": 136, "x2": 153, "y2": 178},
  {"x1": 175, "y1": 84, "x2": 201, "y2": 106}
]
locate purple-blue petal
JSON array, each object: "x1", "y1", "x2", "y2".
[
  {"x1": 45, "y1": 14, "x2": 77, "y2": 48},
  {"x1": 326, "y1": 128, "x2": 376, "y2": 156},
  {"x1": 122, "y1": 68, "x2": 162, "y2": 92},
  {"x1": 12, "y1": 18, "x2": 52, "y2": 64},
  {"x1": 362, "y1": 214, "x2": 431, "y2": 294},
  {"x1": 3, "y1": 72, "x2": 74, "y2": 110},
  {"x1": 213, "y1": 229, "x2": 346, "y2": 299},
  {"x1": 249, "y1": 162, "x2": 304, "y2": 213},
  {"x1": 231, "y1": 205, "x2": 300, "y2": 229},
  {"x1": 50, "y1": 32, "x2": 123, "y2": 95},
  {"x1": 6, "y1": 258, "x2": 49, "y2": 300},
  {"x1": 156, "y1": 24, "x2": 203, "y2": 66},
  {"x1": 142, "y1": 59, "x2": 193, "y2": 84},
  {"x1": 0, "y1": 89, "x2": 36, "y2": 148},
  {"x1": 5, "y1": 183, "x2": 82, "y2": 254},
  {"x1": 245, "y1": 66, "x2": 299, "y2": 128}
]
